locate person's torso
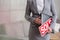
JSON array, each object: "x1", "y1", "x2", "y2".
[{"x1": 29, "y1": 0, "x2": 52, "y2": 17}]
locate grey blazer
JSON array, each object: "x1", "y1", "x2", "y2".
[{"x1": 25, "y1": 0, "x2": 57, "y2": 40}]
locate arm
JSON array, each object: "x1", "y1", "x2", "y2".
[
  {"x1": 50, "y1": 0, "x2": 57, "y2": 33},
  {"x1": 25, "y1": 0, "x2": 35, "y2": 23}
]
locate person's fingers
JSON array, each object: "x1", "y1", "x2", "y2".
[
  {"x1": 34, "y1": 18, "x2": 41, "y2": 25},
  {"x1": 37, "y1": 16, "x2": 41, "y2": 19},
  {"x1": 48, "y1": 30, "x2": 51, "y2": 33},
  {"x1": 48, "y1": 27, "x2": 52, "y2": 33},
  {"x1": 49, "y1": 27, "x2": 52, "y2": 32}
]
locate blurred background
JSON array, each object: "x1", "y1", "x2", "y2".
[{"x1": 0, "y1": 0, "x2": 60, "y2": 40}]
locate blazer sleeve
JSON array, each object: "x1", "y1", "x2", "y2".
[
  {"x1": 25, "y1": 0, "x2": 35, "y2": 23},
  {"x1": 50, "y1": 0, "x2": 57, "y2": 33}
]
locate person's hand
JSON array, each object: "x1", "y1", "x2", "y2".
[
  {"x1": 48, "y1": 27, "x2": 52, "y2": 33},
  {"x1": 34, "y1": 17, "x2": 41, "y2": 25}
]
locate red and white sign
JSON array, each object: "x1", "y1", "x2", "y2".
[{"x1": 38, "y1": 18, "x2": 52, "y2": 37}]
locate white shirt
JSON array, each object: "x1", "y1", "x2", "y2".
[{"x1": 36, "y1": 0, "x2": 44, "y2": 14}]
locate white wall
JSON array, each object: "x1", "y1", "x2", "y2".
[
  {"x1": 10, "y1": 0, "x2": 27, "y2": 22},
  {"x1": 0, "y1": 0, "x2": 27, "y2": 24},
  {"x1": 0, "y1": 0, "x2": 28, "y2": 39}
]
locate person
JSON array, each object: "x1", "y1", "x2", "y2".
[{"x1": 25, "y1": 0, "x2": 57, "y2": 40}]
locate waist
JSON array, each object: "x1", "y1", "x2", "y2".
[{"x1": 32, "y1": 14, "x2": 42, "y2": 18}]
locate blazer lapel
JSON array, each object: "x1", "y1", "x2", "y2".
[
  {"x1": 32, "y1": 0, "x2": 38, "y2": 14},
  {"x1": 32, "y1": 0, "x2": 46, "y2": 14},
  {"x1": 41, "y1": 0, "x2": 46, "y2": 13}
]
